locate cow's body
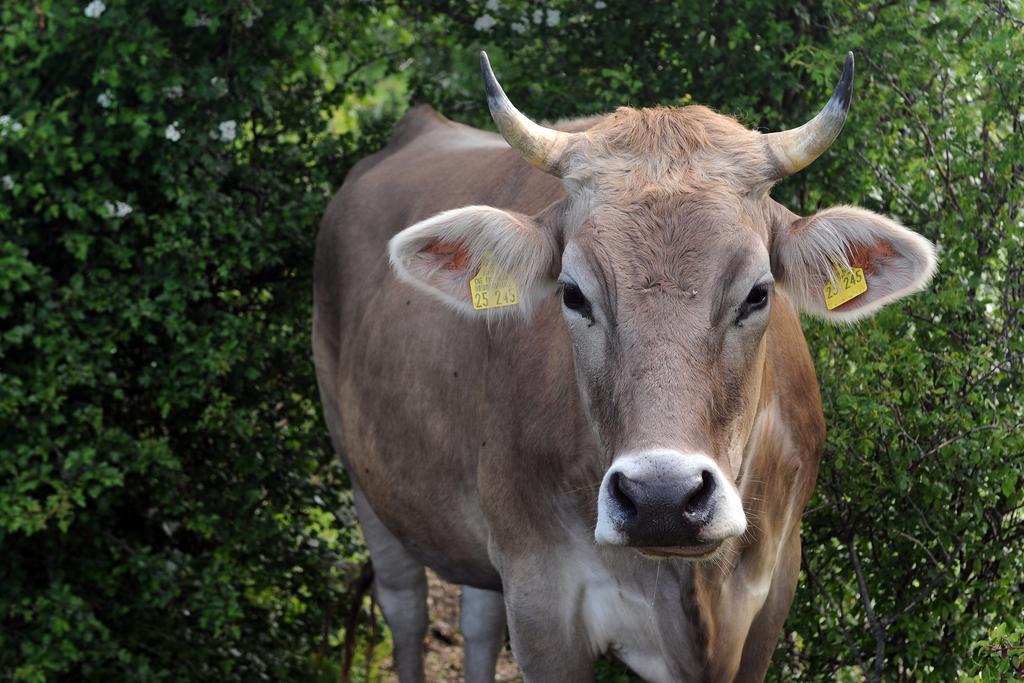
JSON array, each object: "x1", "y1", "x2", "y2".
[
  {"x1": 315, "y1": 53, "x2": 935, "y2": 682},
  {"x1": 315, "y1": 107, "x2": 821, "y2": 680}
]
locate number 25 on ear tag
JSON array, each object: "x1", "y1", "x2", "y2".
[
  {"x1": 469, "y1": 257, "x2": 519, "y2": 310},
  {"x1": 823, "y1": 264, "x2": 868, "y2": 310}
]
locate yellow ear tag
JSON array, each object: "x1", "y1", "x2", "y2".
[
  {"x1": 469, "y1": 256, "x2": 519, "y2": 310},
  {"x1": 823, "y1": 264, "x2": 868, "y2": 310}
]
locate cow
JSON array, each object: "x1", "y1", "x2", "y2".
[{"x1": 313, "y1": 52, "x2": 937, "y2": 682}]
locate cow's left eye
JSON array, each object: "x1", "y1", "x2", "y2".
[
  {"x1": 737, "y1": 283, "x2": 771, "y2": 324},
  {"x1": 745, "y1": 284, "x2": 769, "y2": 308}
]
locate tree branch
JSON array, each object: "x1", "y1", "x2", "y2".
[
  {"x1": 849, "y1": 539, "x2": 886, "y2": 682},
  {"x1": 860, "y1": 52, "x2": 966, "y2": 222}
]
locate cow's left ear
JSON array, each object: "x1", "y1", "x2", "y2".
[
  {"x1": 772, "y1": 205, "x2": 938, "y2": 322},
  {"x1": 388, "y1": 205, "x2": 559, "y2": 318}
]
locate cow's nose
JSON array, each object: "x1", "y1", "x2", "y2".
[
  {"x1": 605, "y1": 469, "x2": 716, "y2": 545},
  {"x1": 595, "y1": 451, "x2": 747, "y2": 549}
]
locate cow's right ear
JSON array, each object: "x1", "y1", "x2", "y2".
[{"x1": 388, "y1": 205, "x2": 559, "y2": 317}]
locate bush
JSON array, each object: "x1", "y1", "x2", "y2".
[
  {"x1": 2, "y1": 1, "x2": 1020, "y2": 681},
  {"x1": 1, "y1": 1, "x2": 404, "y2": 680}
]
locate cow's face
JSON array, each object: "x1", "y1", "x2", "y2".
[
  {"x1": 558, "y1": 179, "x2": 775, "y2": 554},
  {"x1": 389, "y1": 53, "x2": 936, "y2": 557}
]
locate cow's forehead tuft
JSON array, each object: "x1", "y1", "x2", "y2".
[{"x1": 564, "y1": 105, "x2": 776, "y2": 194}]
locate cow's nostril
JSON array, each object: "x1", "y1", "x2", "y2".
[
  {"x1": 608, "y1": 471, "x2": 639, "y2": 521},
  {"x1": 684, "y1": 469, "x2": 716, "y2": 516}
]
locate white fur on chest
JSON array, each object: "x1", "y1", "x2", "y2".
[{"x1": 566, "y1": 549, "x2": 694, "y2": 683}]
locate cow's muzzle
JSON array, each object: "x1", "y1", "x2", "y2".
[{"x1": 594, "y1": 450, "x2": 746, "y2": 553}]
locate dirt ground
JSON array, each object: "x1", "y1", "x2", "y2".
[{"x1": 377, "y1": 570, "x2": 522, "y2": 682}]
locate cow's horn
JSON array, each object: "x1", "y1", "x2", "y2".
[
  {"x1": 480, "y1": 51, "x2": 578, "y2": 176},
  {"x1": 764, "y1": 52, "x2": 854, "y2": 178}
]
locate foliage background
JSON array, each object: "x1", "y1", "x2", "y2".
[{"x1": 1, "y1": 0, "x2": 1021, "y2": 681}]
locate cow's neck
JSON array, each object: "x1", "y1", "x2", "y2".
[{"x1": 687, "y1": 347, "x2": 811, "y2": 676}]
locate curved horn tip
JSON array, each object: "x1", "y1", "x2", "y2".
[
  {"x1": 833, "y1": 51, "x2": 855, "y2": 113},
  {"x1": 479, "y1": 50, "x2": 491, "y2": 77},
  {"x1": 479, "y1": 51, "x2": 501, "y2": 102}
]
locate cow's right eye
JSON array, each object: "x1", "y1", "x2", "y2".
[{"x1": 561, "y1": 283, "x2": 593, "y2": 321}]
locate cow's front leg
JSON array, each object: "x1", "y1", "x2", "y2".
[
  {"x1": 503, "y1": 579, "x2": 595, "y2": 682},
  {"x1": 460, "y1": 585, "x2": 507, "y2": 683}
]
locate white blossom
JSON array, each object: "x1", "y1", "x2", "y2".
[
  {"x1": 103, "y1": 200, "x2": 133, "y2": 218},
  {"x1": 545, "y1": 9, "x2": 560, "y2": 26},
  {"x1": 209, "y1": 76, "x2": 228, "y2": 97},
  {"x1": 474, "y1": 14, "x2": 496, "y2": 31},
  {"x1": 164, "y1": 123, "x2": 182, "y2": 142},
  {"x1": 0, "y1": 115, "x2": 23, "y2": 137},
  {"x1": 97, "y1": 91, "x2": 113, "y2": 108},
  {"x1": 533, "y1": 9, "x2": 544, "y2": 23},
  {"x1": 595, "y1": 0, "x2": 607, "y2": 8},
  {"x1": 485, "y1": 0, "x2": 501, "y2": 10},
  {"x1": 162, "y1": 85, "x2": 184, "y2": 99},
  {"x1": 218, "y1": 120, "x2": 237, "y2": 142},
  {"x1": 84, "y1": 0, "x2": 106, "y2": 18},
  {"x1": 510, "y1": 21, "x2": 527, "y2": 34},
  {"x1": 2, "y1": 175, "x2": 14, "y2": 190}
]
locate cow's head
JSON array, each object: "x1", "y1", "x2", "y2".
[{"x1": 389, "y1": 53, "x2": 936, "y2": 558}]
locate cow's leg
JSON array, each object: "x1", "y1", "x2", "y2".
[
  {"x1": 353, "y1": 487, "x2": 428, "y2": 683},
  {"x1": 503, "y1": 583, "x2": 594, "y2": 682},
  {"x1": 460, "y1": 585, "x2": 506, "y2": 683}
]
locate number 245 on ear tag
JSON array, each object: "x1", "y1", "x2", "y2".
[
  {"x1": 823, "y1": 265, "x2": 868, "y2": 310},
  {"x1": 469, "y1": 257, "x2": 519, "y2": 310}
]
